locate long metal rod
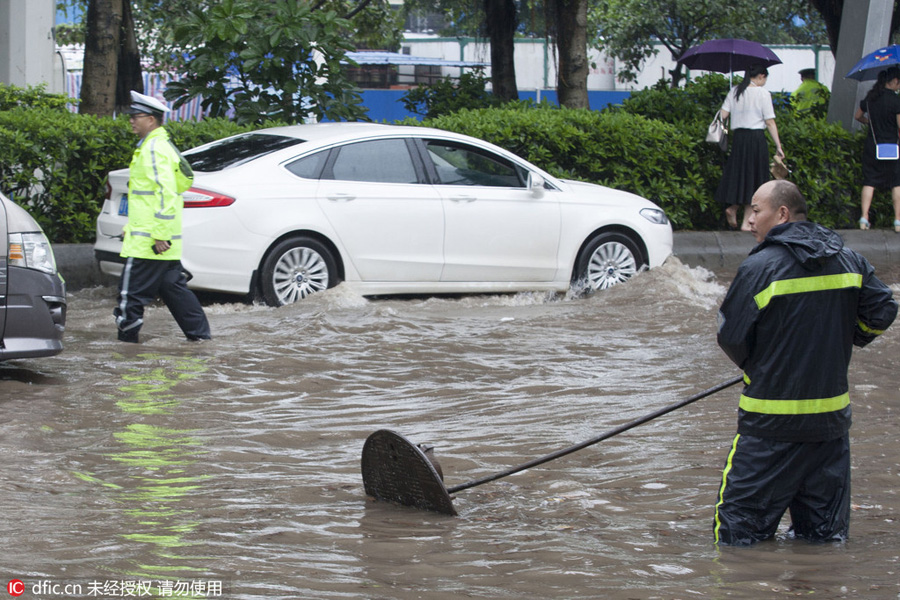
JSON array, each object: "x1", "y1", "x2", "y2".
[{"x1": 446, "y1": 374, "x2": 744, "y2": 495}]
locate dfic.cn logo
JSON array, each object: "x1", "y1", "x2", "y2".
[{"x1": 7, "y1": 579, "x2": 25, "y2": 597}]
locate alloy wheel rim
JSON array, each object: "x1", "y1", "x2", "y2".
[
  {"x1": 272, "y1": 247, "x2": 329, "y2": 304},
  {"x1": 586, "y1": 241, "x2": 637, "y2": 290}
]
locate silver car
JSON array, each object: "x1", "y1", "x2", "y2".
[{"x1": 0, "y1": 192, "x2": 66, "y2": 360}]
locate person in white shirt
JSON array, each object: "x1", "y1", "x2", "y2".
[{"x1": 714, "y1": 65, "x2": 785, "y2": 231}]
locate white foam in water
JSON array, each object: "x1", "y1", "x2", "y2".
[
  {"x1": 174, "y1": 255, "x2": 728, "y2": 316},
  {"x1": 586, "y1": 256, "x2": 726, "y2": 311}
]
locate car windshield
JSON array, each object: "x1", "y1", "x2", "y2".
[{"x1": 184, "y1": 134, "x2": 304, "y2": 171}]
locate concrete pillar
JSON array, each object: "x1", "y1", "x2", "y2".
[
  {"x1": 0, "y1": 0, "x2": 57, "y2": 90},
  {"x1": 827, "y1": 0, "x2": 894, "y2": 130}
]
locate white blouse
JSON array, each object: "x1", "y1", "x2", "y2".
[{"x1": 721, "y1": 85, "x2": 776, "y2": 130}]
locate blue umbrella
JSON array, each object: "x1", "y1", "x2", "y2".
[{"x1": 845, "y1": 45, "x2": 900, "y2": 81}]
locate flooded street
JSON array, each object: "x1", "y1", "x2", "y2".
[{"x1": 1, "y1": 257, "x2": 899, "y2": 599}]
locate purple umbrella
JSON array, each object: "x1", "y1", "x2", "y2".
[{"x1": 678, "y1": 38, "x2": 782, "y2": 74}]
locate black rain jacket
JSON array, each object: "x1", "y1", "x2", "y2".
[{"x1": 717, "y1": 221, "x2": 897, "y2": 442}]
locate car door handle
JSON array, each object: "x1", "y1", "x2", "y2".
[
  {"x1": 448, "y1": 195, "x2": 476, "y2": 203},
  {"x1": 327, "y1": 193, "x2": 356, "y2": 202}
]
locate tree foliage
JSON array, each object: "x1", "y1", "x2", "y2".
[
  {"x1": 163, "y1": 0, "x2": 368, "y2": 124},
  {"x1": 58, "y1": 0, "x2": 403, "y2": 69},
  {"x1": 590, "y1": 0, "x2": 828, "y2": 87}
]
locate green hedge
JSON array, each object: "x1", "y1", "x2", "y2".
[
  {"x1": 0, "y1": 86, "x2": 261, "y2": 243},
  {"x1": 412, "y1": 104, "x2": 714, "y2": 229}
]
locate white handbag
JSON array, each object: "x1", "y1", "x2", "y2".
[{"x1": 706, "y1": 112, "x2": 728, "y2": 151}]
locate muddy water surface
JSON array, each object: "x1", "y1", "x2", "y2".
[{"x1": 1, "y1": 258, "x2": 898, "y2": 599}]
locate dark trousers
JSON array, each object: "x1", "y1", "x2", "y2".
[
  {"x1": 714, "y1": 433, "x2": 850, "y2": 546},
  {"x1": 115, "y1": 257, "x2": 211, "y2": 343}
]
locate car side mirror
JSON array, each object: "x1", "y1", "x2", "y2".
[{"x1": 528, "y1": 173, "x2": 545, "y2": 198}]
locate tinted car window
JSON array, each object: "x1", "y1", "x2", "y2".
[
  {"x1": 185, "y1": 134, "x2": 304, "y2": 171},
  {"x1": 286, "y1": 151, "x2": 329, "y2": 179},
  {"x1": 327, "y1": 140, "x2": 418, "y2": 184},
  {"x1": 424, "y1": 140, "x2": 526, "y2": 188}
]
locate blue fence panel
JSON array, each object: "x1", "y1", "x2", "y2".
[{"x1": 356, "y1": 89, "x2": 633, "y2": 122}]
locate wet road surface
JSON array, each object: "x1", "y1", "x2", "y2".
[{"x1": 1, "y1": 258, "x2": 899, "y2": 599}]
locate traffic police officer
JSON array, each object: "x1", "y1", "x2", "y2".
[{"x1": 114, "y1": 91, "x2": 211, "y2": 343}]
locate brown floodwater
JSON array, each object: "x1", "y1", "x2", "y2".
[{"x1": 1, "y1": 257, "x2": 898, "y2": 599}]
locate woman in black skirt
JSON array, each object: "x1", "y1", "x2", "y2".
[
  {"x1": 855, "y1": 66, "x2": 900, "y2": 232},
  {"x1": 715, "y1": 65, "x2": 785, "y2": 231}
]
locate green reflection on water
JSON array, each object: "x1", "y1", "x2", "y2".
[{"x1": 77, "y1": 352, "x2": 218, "y2": 595}]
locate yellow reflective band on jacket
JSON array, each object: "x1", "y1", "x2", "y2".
[
  {"x1": 858, "y1": 319, "x2": 886, "y2": 335},
  {"x1": 739, "y1": 393, "x2": 850, "y2": 415},
  {"x1": 753, "y1": 273, "x2": 863, "y2": 310}
]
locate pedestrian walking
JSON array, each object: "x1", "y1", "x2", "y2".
[
  {"x1": 714, "y1": 179, "x2": 897, "y2": 546},
  {"x1": 114, "y1": 91, "x2": 211, "y2": 343},
  {"x1": 714, "y1": 65, "x2": 785, "y2": 232},
  {"x1": 854, "y1": 66, "x2": 900, "y2": 232}
]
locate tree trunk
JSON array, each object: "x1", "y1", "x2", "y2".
[
  {"x1": 484, "y1": 0, "x2": 519, "y2": 102},
  {"x1": 553, "y1": 0, "x2": 589, "y2": 109},
  {"x1": 810, "y1": 0, "x2": 842, "y2": 54},
  {"x1": 80, "y1": 0, "x2": 123, "y2": 116},
  {"x1": 116, "y1": 0, "x2": 143, "y2": 113}
]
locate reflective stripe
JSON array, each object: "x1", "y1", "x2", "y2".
[
  {"x1": 131, "y1": 190, "x2": 156, "y2": 196},
  {"x1": 858, "y1": 319, "x2": 885, "y2": 335},
  {"x1": 130, "y1": 231, "x2": 180, "y2": 240},
  {"x1": 116, "y1": 257, "x2": 143, "y2": 331},
  {"x1": 714, "y1": 434, "x2": 741, "y2": 545},
  {"x1": 754, "y1": 273, "x2": 863, "y2": 310},
  {"x1": 150, "y1": 138, "x2": 169, "y2": 213},
  {"x1": 154, "y1": 212, "x2": 175, "y2": 220},
  {"x1": 739, "y1": 393, "x2": 850, "y2": 414}
]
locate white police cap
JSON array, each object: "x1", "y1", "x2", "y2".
[{"x1": 127, "y1": 90, "x2": 170, "y2": 116}]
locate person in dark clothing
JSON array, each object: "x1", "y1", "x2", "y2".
[
  {"x1": 714, "y1": 180, "x2": 897, "y2": 546},
  {"x1": 854, "y1": 66, "x2": 900, "y2": 231}
]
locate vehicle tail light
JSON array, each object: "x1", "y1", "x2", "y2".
[
  {"x1": 105, "y1": 180, "x2": 112, "y2": 200},
  {"x1": 183, "y1": 187, "x2": 236, "y2": 208}
]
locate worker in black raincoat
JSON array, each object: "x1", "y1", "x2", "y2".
[{"x1": 714, "y1": 179, "x2": 897, "y2": 546}]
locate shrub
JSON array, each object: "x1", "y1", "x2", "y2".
[
  {"x1": 406, "y1": 102, "x2": 716, "y2": 229},
  {"x1": 400, "y1": 70, "x2": 504, "y2": 120},
  {"x1": 0, "y1": 107, "x2": 134, "y2": 243},
  {"x1": 0, "y1": 88, "x2": 263, "y2": 243},
  {"x1": 0, "y1": 83, "x2": 71, "y2": 111}
]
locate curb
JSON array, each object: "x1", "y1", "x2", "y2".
[
  {"x1": 671, "y1": 229, "x2": 900, "y2": 273},
  {"x1": 55, "y1": 230, "x2": 900, "y2": 292}
]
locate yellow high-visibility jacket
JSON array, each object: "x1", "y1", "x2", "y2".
[{"x1": 121, "y1": 127, "x2": 193, "y2": 260}]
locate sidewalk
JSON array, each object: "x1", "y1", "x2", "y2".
[{"x1": 54, "y1": 229, "x2": 900, "y2": 291}]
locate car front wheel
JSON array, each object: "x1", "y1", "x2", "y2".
[
  {"x1": 574, "y1": 232, "x2": 645, "y2": 292},
  {"x1": 260, "y1": 236, "x2": 338, "y2": 306}
]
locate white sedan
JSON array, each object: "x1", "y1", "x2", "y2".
[{"x1": 94, "y1": 123, "x2": 673, "y2": 306}]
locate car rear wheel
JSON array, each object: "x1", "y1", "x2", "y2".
[
  {"x1": 260, "y1": 236, "x2": 337, "y2": 306},
  {"x1": 574, "y1": 232, "x2": 645, "y2": 292}
]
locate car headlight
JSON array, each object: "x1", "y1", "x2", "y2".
[
  {"x1": 640, "y1": 208, "x2": 669, "y2": 225},
  {"x1": 8, "y1": 232, "x2": 57, "y2": 274}
]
